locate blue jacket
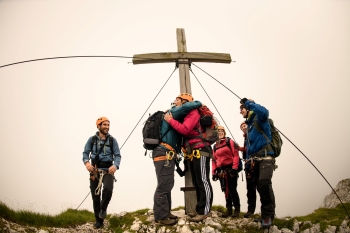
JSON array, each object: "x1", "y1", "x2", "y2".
[
  {"x1": 82, "y1": 132, "x2": 121, "y2": 170},
  {"x1": 160, "y1": 101, "x2": 202, "y2": 153},
  {"x1": 245, "y1": 100, "x2": 274, "y2": 159}
]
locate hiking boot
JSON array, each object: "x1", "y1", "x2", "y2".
[
  {"x1": 261, "y1": 218, "x2": 272, "y2": 228},
  {"x1": 94, "y1": 221, "x2": 104, "y2": 229},
  {"x1": 244, "y1": 211, "x2": 254, "y2": 218},
  {"x1": 232, "y1": 208, "x2": 240, "y2": 218},
  {"x1": 168, "y1": 213, "x2": 178, "y2": 219},
  {"x1": 155, "y1": 218, "x2": 177, "y2": 226},
  {"x1": 187, "y1": 212, "x2": 197, "y2": 218},
  {"x1": 221, "y1": 207, "x2": 232, "y2": 218},
  {"x1": 99, "y1": 210, "x2": 107, "y2": 219},
  {"x1": 189, "y1": 213, "x2": 210, "y2": 222}
]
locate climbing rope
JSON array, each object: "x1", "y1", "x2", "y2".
[
  {"x1": 94, "y1": 171, "x2": 105, "y2": 196},
  {"x1": 189, "y1": 67, "x2": 236, "y2": 142}
]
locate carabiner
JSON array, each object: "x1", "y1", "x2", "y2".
[
  {"x1": 166, "y1": 150, "x2": 175, "y2": 160},
  {"x1": 192, "y1": 150, "x2": 201, "y2": 159}
]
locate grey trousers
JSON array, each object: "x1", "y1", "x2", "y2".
[{"x1": 153, "y1": 147, "x2": 175, "y2": 221}]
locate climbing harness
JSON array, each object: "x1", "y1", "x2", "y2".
[
  {"x1": 92, "y1": 168, "x2": 117, "y2": 196},
  {"x1": 183, "y1": 149, "x2": 211, "y2": 161},
  {"x1": 152, "y1": 150, "x2": 176, "y2": 167}
]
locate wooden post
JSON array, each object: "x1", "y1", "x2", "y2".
[
  {"x1": 132, "y1": 28, "x2": 231, "y2": 214},
  {"x1": 176, "y1": 28, "x2": 197, "y2": 214}
]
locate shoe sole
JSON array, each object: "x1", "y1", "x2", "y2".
[
  {"x1": 189, "y1": 216, "x2": 209, "y2": 222},
  {"x1": 155, "y1": 222, "x2": 177, "y2": 226}
]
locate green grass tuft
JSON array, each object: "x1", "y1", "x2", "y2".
[
  {"x1": 109, "y1": 213, "x2": 135, "y2": 231},
  {"x1": 0, "y1": 201, "x2": 94, "y2": 228}
]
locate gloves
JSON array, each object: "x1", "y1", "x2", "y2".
[
  {"x1": 240, "y1": 98, "x2": 248, "y2": 105},
  {"x1": 230, "y1": 169, "x2": 238, "y2": 177},
  {"x1": 212, "y1": 174, "x2": 219, "y2": 181}
]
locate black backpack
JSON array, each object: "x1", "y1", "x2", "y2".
[
  {"x1": 142, "y1": 111, "x2": 166, "y2": 151},
  {"x1": 214, "y1": 137, "x2": 243, "y2": 172},
  {"x1": 253, "y1": 117, "x2": 283, "y2": 157}
]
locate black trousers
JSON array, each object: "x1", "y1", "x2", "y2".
[
  {"x1": 245, "y1": 163, "x2": 257, "y2": 213},
  {"x1": 90, "y1": 172, "x2": 114, "y2": 223},
  {"x1": 153, "y1": 147, "x2": 175, "y2": 221},
  {"x1": 255, "y1": 159, "x2": 276, "y2": 219},
  {"x1": 224, "y1": 174, "x2": 240, "y2": 209},
  {"x1": 189, "y1": 154, "x2": 213, "y2": 215}
]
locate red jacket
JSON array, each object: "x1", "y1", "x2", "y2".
[
  {"x1": 212, "y1": 138, "x2": 240, "y2": 174},
  {"x1": 168, "y1": 109, "x2": 209, "y2": 149}
]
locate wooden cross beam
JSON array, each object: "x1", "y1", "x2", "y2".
[{"x1": 133, "y1": 28, "x2": 231, "y2": 214}]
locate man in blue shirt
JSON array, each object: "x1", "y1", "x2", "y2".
[{"x1": 83, "y1": 117, "x2": 121, "y2": 229}]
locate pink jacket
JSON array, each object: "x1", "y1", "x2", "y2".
[
  {"x1": 168, "y1": 109, "x2": 209, "y2": 149},
  {"x1": 212, "y1": 138, "x2": 240, "y2": 174}
]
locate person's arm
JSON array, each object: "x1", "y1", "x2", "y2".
[
  {"x1": 166, "y1": 109, "x2": 200, "y2": 136},
  {"x1": 212, "y1": 151, "x2": 218, "y2": 175},
  {"x1": 171, "y1": 100, "x2": 202, "y2": 120},
  {"x1": 82, "y1": 137, "x2": 94, "y2": 173},
  {"x1": 82, "y1": 137, "x2": 92, "y2": 164},
  {"x1": 112, "y1": 138, "x2": 121, "y2": 169},
  {"x1": 245, "y1": 100, "x2": 269, "y2": 122},
  {"x1": 229, "y1": 139, "x2": 240, "y2": 170}
]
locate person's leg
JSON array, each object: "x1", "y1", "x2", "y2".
[
  {"x1": 257, "y1": 159, "x2": 275, "y2": 220},
  {"x1": 90, "y1": 173, "x2": 103, "y2": 225},
  {"x1": 245, "y1": 171, "x2": 257, "y2": 215},
  {"x1": 192, "y1": 155, "x2": 212, "y2": 215},
  {"x1": 100, "y1": 173, "x2": 115, "y2": 217},
  {"x1": 189, "y1": 160, "x2": 200, "y2": 204},
  {"x1": 227, "y1": 174, "x2": 240, "y2": 217},
  {"x1": 222, "y1": 189, "x2": 233, "y2": 218},
  {"x1": 153, "y1": 149, "x2": 176, "y2": 221}
]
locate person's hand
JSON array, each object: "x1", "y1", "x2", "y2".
[
  {"x1": 108, "y1": 165, "x2": 117, "y2": 174},
  {"x1": 85, "y1": 162, "x2": 94, "y2": 173},
  {"x1": 164, "y1": 112, "x2": 173, "y2": 122},
  {"x1": 212, "y1": 174, "x2": 219, "y2": 181},
  {"x1": 230, "y1": 169, "x2": 238, "y2": 177}
]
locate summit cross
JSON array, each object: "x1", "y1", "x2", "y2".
[{"x1": 133, "y1": 28, "x2": 231, "y2": 214}]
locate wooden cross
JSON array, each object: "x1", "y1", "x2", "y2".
[{"x1": 133, "y1": 28, "x2": 231, "y2": 214}]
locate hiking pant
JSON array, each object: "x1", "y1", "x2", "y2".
[
  {"x1": 189, "y1": 152, "x2": 213, "y2": 215},
  {"x1": 153, "y1": 147, "x2": 175, "y2": 221},
  {"x1": 245, "y1": 164, "x2": 257, "y2": 213},
  {"x1": 90, "y1": 172, "x2": 114, "y2": 223},
  {"x1": 224, "y1": 174, "x2": 240, "y2": 210},
  {"x1": 255, "y1": 159, "x2": 275, "y2": 219}
]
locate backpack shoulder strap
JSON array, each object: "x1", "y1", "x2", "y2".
[
  {"x1": 225, "y1": 137, "x2": 231, "y2": 150},
  {"x1": 109, "y1": 135, "x2": 114, "y2": 155},
  {"x1": 91, "y1": 135, "x2": 98, "y2": 152},
  {"x1": 214, "y1": 137, "x2": 231, "y2": 152},
  {"x1": 253, "y1": 116, "x2": 270, "y2": 143}
]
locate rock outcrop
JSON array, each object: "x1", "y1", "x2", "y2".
[{"x1": 322, "y1": 179, "x2": 350, "y2": 208}]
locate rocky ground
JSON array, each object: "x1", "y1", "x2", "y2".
[
  {"x1": 2, "y1": 179, "x2": 350, "y2": 233},
  {"x1": 2, "y1": 209, "x2": 350, "y2": 233}
]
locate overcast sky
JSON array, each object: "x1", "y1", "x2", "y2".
[{"x1": 0, "y1": 0, "x2": 349, "y2": 218}]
